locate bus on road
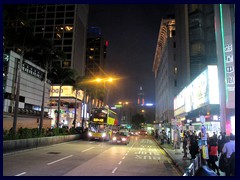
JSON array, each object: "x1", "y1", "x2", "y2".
[{"x1": 88, "y1": 107, "x2": 118, "y2": 141}]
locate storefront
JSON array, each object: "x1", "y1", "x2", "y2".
[{"x1": 49, "y1": 85, "x2": 84, "y2": 128}]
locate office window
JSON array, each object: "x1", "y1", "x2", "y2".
[
  {"x1": 44, "y1": 33, "x2": 53, "y2": 39},
  {"x1": 62, "y1": 61, "x2": 71, "y2": 68},
  {"x1": 47, "y1": 6, "x2": 55, "y2": 11},
  {"x1": 66, "y1": 5, "x2": 74, "y2": 11},
  {"x1": 64, "y1": 32, "x2": 73, "y2": 38},
  {"x1": 46, "y1": 19, "x2": 54, "y2": 25},
  {"x1": 66, "y1": 12, "x2": 74, "y2": 18},
  {"x1": 56, "y1": 12, "x2": 64, "y2": 18},
  {"x1": 65, "y1": 18, "x2": 74, "y2": 24},
  {"x1": 64, "y1": 39, "x2": 72, "y2": 45},
  {"x1": 45, "y1": 26, "x2": 54, "y2": 32},
  {"x1": 54, "y1": 39, "x2": 62, "y2": 45},
  {"x1": 46, "y1": 13, "x2": 55, "y2": 18},
  {"x1": 56, "y1": 5, "x2": 65, "y2": 11},
  {"x1": 55, "y1": 19, "x2": 64, "y2": 25},
  {"x1": 63, "y1": 46, "x2": 72, "y2": 52}
]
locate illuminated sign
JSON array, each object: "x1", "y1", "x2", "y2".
[
  {"x1": 93, "y1": 118, "x2": 104, "y2": 123},
  {"x1": 50, "y1": 86, "x2": 84, "y2": 100},
  {"x1": 115, "y1": 104, "x2": 123, "y2": 108}
]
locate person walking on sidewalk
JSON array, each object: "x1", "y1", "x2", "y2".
[
  {"x1": 222, "y1": 134, "x2": 235, "y2": 176},
  {"x1": 189, "y1": 131, "x2": 199, "y2": 160},
  {"x1": 182, "y1": 131, "x2": 189, "y2": 159},
  {"x1": 173, "y1": 129, "x2": 180, "y2": 151},
  {"x1": 208, "y1": 137, "x2": 220, "y2": 175}
]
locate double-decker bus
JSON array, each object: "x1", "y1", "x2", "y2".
[{"x1": 88, "y1": 107, "x2": 118, "y2": 141}]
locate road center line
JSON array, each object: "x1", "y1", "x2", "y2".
[
  {"x1": 122, "y1": 156, "x2": 125, "y2": 159},
  {"x1": 112, "y1": 167, "x2": 118, "y2": 173},
  {"x1": 47, "y1": 155, "x2": 73, "y2": 165},
  {"x1": 81, "y1": 147, "x2": 94, "y2": 152},
  {"x1": 15, "y1": 172, "x2": 26, "y2": 176},
  {"x1": 118, "y1": 161, "x2": 122, "y2": 165}
]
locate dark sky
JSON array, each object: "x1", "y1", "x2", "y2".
[{"x1": 88, "y1": 4, "x2": 175, "y2": 106}]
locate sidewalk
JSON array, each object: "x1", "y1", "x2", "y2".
[{"x1": 154, "y1": 138, "x2": 225, "y2": 176}]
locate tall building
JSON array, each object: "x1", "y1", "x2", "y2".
[
  {"x1": 137, "y1": 86, "x2": 145, "y2": 106},
  {"x1": 86, "y1": 26, "x2": 108, "y2": 78},
  {"x1": 4, "y1": 4, "x2": 89, "y2": 76},
  {"x1": 152, "y1": 18, "x2": 176, "y2": 131},
  {"x1": 175, "y1": 4, "x2": 218, "y2": 89},
  {"x1": 173, "y1": 4, "x2": 235, "y2": 135}
]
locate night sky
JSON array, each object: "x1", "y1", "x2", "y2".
[{"x1": 88, "y1": 4, "x2": 175, "y2": 106}]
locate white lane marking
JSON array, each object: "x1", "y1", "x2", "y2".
[
  {"x1": 15, "y1": 172, "x2": 26, "y2": 176},
  {"x1": 118, "y1": 161, "x2": 122, "y2": 165},
  {"x1": 81, "y1": 147, "x2": 94, "y2": 152},
  {"x1": 112, "y1": 167, "x2": 118, "y2": 173},
  {"x1": 47, "y1": 155, "x2": 73, "y2": 165},
  {"x1": 122, "y1": 156, "x2": 125, "y2": 159}
]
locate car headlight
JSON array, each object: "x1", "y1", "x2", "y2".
[
  {"x1": 88, "y1": 132, "x2": 92, "y2": 137},
  {"x1": 102, "y1": 133, "x2": 106, "y2": 137},
  {"x1": 122, "y1": 137, "x2": 126, "y2": 141},
  {"x1": 112, "y1": 137, "x2": 117, "y2": 141}
]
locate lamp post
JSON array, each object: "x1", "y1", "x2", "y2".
[{"x1": 95, "y1": 77, "x2": 113, "y2": 105}]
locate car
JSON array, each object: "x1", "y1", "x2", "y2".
[
  {"x1": 111, "y1": 132, "x2": 130, "y2": 145},
  {"x1": 139, "y1": 130, "x2": 147, "y2": 135},
  {"x1": 129, "y1": 130, "x2": 139, "y2": 136}
]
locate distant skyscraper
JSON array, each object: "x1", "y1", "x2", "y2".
[{"x1": 137, "y1": 86, "x2": 145, "y2": 106}]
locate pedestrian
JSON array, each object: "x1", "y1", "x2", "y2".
[
  {"x1": 182, "y1": 131, "x2": 189, "y2": 159},
  {"x1": 208, "y1": 137, "x2": 220, "y2": 175},
  {"x1": 218, "y1": 132, "x2": 227, "y2": 155},
  {"x1": 222, "y1": 134, "x2": 235, "y2": 176},
  {"x1": 173, "y1": 129, "x2": 179, "y2": 151},
  {"x1": 189, "y1": 131, "x2": 199, "y2": 160}
]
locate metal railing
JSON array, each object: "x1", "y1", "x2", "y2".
[{"x1": 183, "y1": 153, "x2": 202, "y2": 176}]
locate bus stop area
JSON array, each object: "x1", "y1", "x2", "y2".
[{"x1": 154, "y1": 139, "x2": 225, "y2": 176}]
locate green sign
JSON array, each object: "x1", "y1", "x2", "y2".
[{"x1": 115, "y1": 104, "x2": 122, "y2": 108}]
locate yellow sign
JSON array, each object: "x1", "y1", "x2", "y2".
[
  {"x1": 50, "y1": 86, "x2": 84, "y2": 100},
  {"x1": 93, "y1": 118, "x2": 104, "y2": 123}
]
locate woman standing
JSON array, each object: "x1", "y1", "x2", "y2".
[{"x1": 208, "y1": 137, "x2": 220, "y2": 175}]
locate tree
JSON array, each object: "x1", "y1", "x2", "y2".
[
  {"x1": 48, "y1": 65, "x2": 76, "y2": 129},
  {"x1": 3, "y1": 5, "x2": 35, "y2": 136},
  {"x1": 131, "y1": 113, "x2": 146, "y2": 129}
]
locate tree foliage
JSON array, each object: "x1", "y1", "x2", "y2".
[{"x1": 131, "y1": 113, "x2": 146, "y2": 129}]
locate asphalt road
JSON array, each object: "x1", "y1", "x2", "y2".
[{"x1": 3, "y1": 135, "x2": 181, "y2": 176}]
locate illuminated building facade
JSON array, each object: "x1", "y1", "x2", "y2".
[{"x1": 152, "y1": 18, "x2": 177, "y2": 130}]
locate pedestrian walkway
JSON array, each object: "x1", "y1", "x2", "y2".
[{"x1": 153, "y1": 138, "x2": 225, "y2": 176}]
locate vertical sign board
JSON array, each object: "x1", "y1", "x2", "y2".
[{"x1": 220, "y1": 5, "x2": 235, "y2": 109}]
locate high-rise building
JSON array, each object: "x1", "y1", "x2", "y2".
[
  {"x1": 137, "y1": 86, "x2": 145, "y2": 106},
  {"x1": 4, "y1": 4, "x2": 89, "y2": 76},
  {"x1": 152, "y1": 18, "x2": 176, "y2": 128},
  {"x1": 86, "y1": 26, "x2": 108, "y2": 78},
  {"x1": 175, "y1": 4, "x2": 218, "y2": 90}
]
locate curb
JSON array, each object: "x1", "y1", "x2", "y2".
[{"x1": 152, "y1": 137, "x2": 186, "y2": 175}]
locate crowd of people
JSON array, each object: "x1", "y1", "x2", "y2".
[
  {"x1": 181, "y1": 130, "x2": 235, "y2": 176},
  {"x1": 154, "y1": 129, "x2": 235, "y2": 176}
]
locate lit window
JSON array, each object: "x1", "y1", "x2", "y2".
[
  {"x1": 65, "y1": 26, "x2": 73, "y2": 31},
  {"x1": 90, "y1": 48, "x2": 94, "y2": 51},
  {"x1": 56, "y1": 33, "x2": 62, "y2": 38},
  {"x1": 89, "y1": 56, "x2": 94, "y2": 60},
  {"x1": 174, "y1": 67, "x2": 178, "y2": 74}
]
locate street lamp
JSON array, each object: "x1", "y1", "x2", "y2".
[{"x1": 95, "y1": 77, "x2": 114, "y2": 105}]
